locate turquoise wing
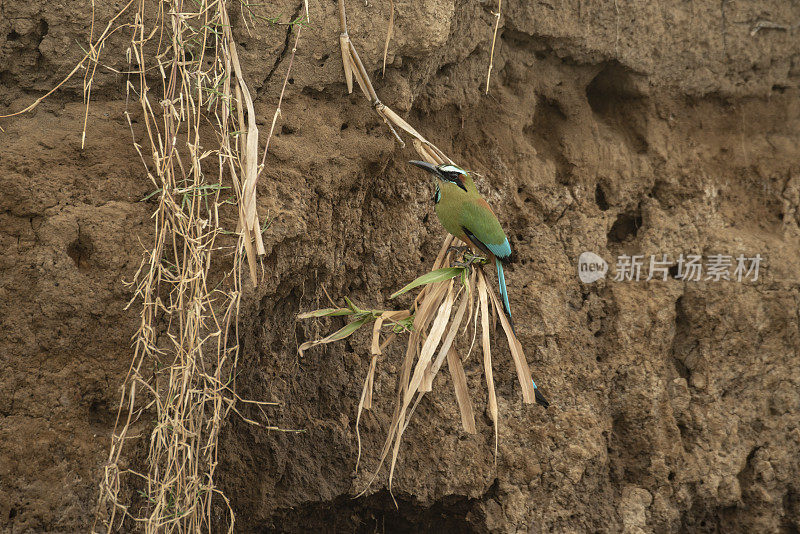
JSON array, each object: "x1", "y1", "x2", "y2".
[{"x1": 459, "y1": 199, "x2": 512, "y2": 261}]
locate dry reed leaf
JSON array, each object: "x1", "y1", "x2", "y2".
[
  {"x1": 340, "y1": 34, "x2": 354, "y2": 93},
  {"x1": 358, "y1": 278, "x2": 450, "y2": 495},
  {"x1": 428, "y1": 288, "x2": 469, "y2": 381},
  {"x1": 419, "y1": 361, "x2": 434, "y2": 393},
  {"x1": 487, "y1": 286, "x2": 537, "y2": 403},
  {"x1": 229, "y1": 53, "x2": 264, "y2": 256},
  {"x1": 338, "y1": 0, "x2": 354, "y2": 93},
  {"x1": 355, "y1": 308, "x2": 410, "y2": 474},
  {"x1": 355, "y1": 351, "x2": 378, "y2": 473},
  {"x1": 386, "y1": 280, "x2": 456, "y2": 492},
  {"x1": 466, "y1": 267, "x2": 477, "y2": 334},
  {"x1": 222, "y1": 10, "x2": 261, "y2": 285},
  {"x1": 380, "y1": 107, "x2": 429, "y2": 144},
  {"x1": 411, "y1": 137, "x2": 452, "y2": 166},
  {"x1": 489, "y1": 285, "x2": 498, "y2": 332},
  {"x1": 412, "y1": 139, "x2": 442, "y2": 166},
  {"x1": 382, "y1": 0, "x2": 394, "y2": 75},
  {"x1": 367, "y1": 309, "x2": 410, "y2": 406},
  {"x1": 370, "y1": 315, "x2": 386, "y2": 359},
  {"x1": 404, "y1": 280, "x2": 455, "y2": 403},
  {"x1": 347, "y1": 42, "x2": 372, "y2": 100},
  {"x1": 485, "y1": 0, "x2": 502, "y2": 94},
  {"x1": 431, "y1": 234, "x2": 455, "y2": 268},
  {"x1": 446, "y1": 346, "x2": 476, "y2": 433},
  {"x1": 478, "y1": 271, "x2": 499, "y2": 458}
]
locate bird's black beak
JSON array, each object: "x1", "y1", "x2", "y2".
[{"x1": 408, "y1": 160, "x2": 441, "y2": 178}]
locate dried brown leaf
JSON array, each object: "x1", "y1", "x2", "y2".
[
  {"x1": 447, "y1": 347, "x2": 476, "y2": 433},
  {"x1": 487, "y1": 286, "x2": 537, "y2": 403},
  {"x1": 478, "y1": 271, "x2": 498, "y2": 458}
]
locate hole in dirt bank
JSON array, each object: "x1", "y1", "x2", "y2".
[
  {"x1": 607, "y1": 210, "x2": 642, "y2": 243},
  {"x1": 264, "y1": 490, "x2": 483, "y2": 533},
  {"x1": 609, "y1": 414, "x2": 652, "y2": 484},
  {"x1": 7, "y1": 30, "x2": 20, "y2": 41},
  {"x1": 671, "y1": 296, "x2": 694, "y2": 381},
  {"x1": 595, "y1": 183, "x2": 610, "y2": 211},
  {"x1": 523, "y1": 95, "x2": 574, "y2": 184},
  {"x1": 67, "y1": 233, "x2": 94, "y2": 270},
  {"x1": 586, "y1": 63, "x2": 649, "y2": 154}
]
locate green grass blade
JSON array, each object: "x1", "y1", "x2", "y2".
[
  {"x1": 390, "y1": 267, "x2": 463, "y2": 299},
  {"x1": 325, "y1": 315, "x2": 371, "y2": 341},
  {"x1": 298, "y1": 315, "x2": 372, "y2": 355},
  {"x1": 297, "y1": 308, "x2": 353, "y2": 319}
]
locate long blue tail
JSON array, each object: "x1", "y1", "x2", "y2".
[
  {"x1": 496, "y1": 258, "x2": 513, "y2": 325},
  {"x1": 496, "y1": 258, "x2": 550, "y2": 408}
]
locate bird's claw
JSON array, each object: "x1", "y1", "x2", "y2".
[
  {"x1": 447, "y1": 245, "x2": 470, "y2": 256},
  {"x1": 451, "y1": 250, "x2": 487, "y2": 269}
]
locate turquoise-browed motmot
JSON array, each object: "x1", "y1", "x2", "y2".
[{"x1": 409, "y1": 160, "x2": 549, "y2": 408}]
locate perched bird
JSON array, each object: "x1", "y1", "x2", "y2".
[{"x1": 409, "y1": 160, "x2": 549, "y2": 408}]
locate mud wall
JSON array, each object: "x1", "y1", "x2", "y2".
[{"x1": 1, "y1": 0, "x2": 799, "y2": 532}]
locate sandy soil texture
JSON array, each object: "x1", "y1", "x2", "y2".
[{"x1": 1, "y1": 0, "x2": 799, "y2": 531}]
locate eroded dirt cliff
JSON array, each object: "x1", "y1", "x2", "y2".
[{"x1": 1, "y1": 0, "x2": 799, "y2": 532}]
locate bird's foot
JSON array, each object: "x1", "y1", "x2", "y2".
[
  {"x1": 452, "y1": 250, "x2": 487, "y2": 269},
  {"x1": 447, "y1": 245, "x2": 470, "y2": 257}
]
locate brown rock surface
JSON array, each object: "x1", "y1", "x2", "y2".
[{"x1": 1, "y1": 0, "x2": 799, "y2": 532}]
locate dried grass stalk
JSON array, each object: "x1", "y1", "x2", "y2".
[
  {"x1": 92, "y1": 0, "x2": 292, "y2": 531},
  {"x1": 488, "y1": 285, "x2": 537, "y2": 403},
  {"x1": 381, "y1": 0, "x2": 395, "y2": 75},
  {"x1": 446, "y1": 346, "x2": 476, "y2": 433},
  {"x1": 485, "y1": 0, "x2": 502, "y2": 94},
  {"x1": 478, "y1": 271, "x2": 499, "y2": 457}
]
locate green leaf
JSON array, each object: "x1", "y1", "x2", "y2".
[
  {"x1": 390, "y1": 267, "x2": 464, "y2": 299},
  {"x1": 297, "y1": 308, "x2": 353, "y2": 319},
  {"x1": 324, "y1": 315, "x2": 371, "y2": 342},
  {"x1": 393, "y1": 316, "x2": 415, "y2": 333},
  {"x1": 298, "y1": 315, "x2": 371, "y2": 355},
  {"x1": 343, "y1": 296, "x2": 362, "y2": 313},
  {"x1": 140, "y1": 188, "x2": 163, "y2": 202}
]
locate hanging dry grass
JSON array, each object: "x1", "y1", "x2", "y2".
[
  {"x1": 298, "y1": 0, "x2": 547, "y2": 500},
  {"x1": 2, "y1": 0, "x2": 292, "y2": 528},
  {"x1": 88, "y1": 1, "x2": 256, "y2": 531},
  {"x1": 485, "y1": 0, "x2": 502, "y2": 94},
  {"x1": 79, "y1": 1, "x2": 304, "y2": 532}
]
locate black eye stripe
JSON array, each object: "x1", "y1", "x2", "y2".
[
  {"x1": 448, "y1": 174, "x2": 467, "y2": 192},
  {"x1": 435, "y1": 164, "x2": 468, "y2": 192}
]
